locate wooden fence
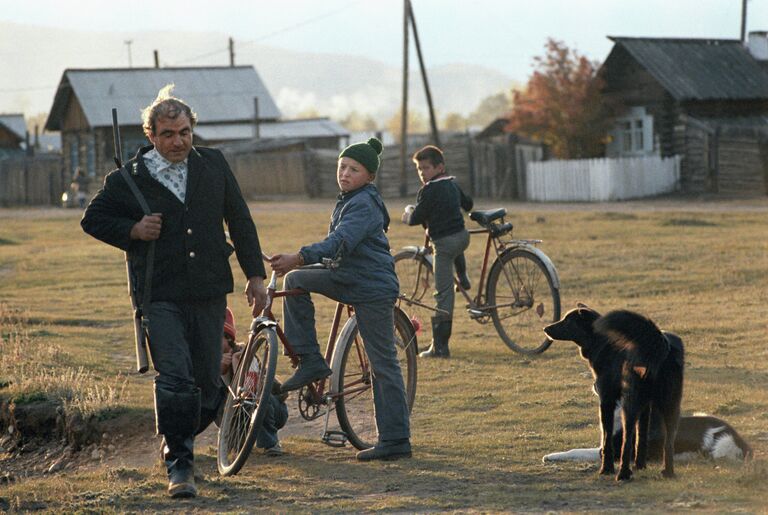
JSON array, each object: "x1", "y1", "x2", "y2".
[
  {"x1": 526, "y1": 155, "x2": 681, "y2": 201},
  {"x1": 0, "y1": 154, "x2": 64, "y2": 206}
]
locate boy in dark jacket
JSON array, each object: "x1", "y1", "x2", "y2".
[
  {"x1": 402, "y1": 145, "x2": 473, "y2": 358},
  {"x1": 270, "y1": 138, "x2": 411, "y2": 461}
]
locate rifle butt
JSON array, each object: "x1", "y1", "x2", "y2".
[{"x1": 134, "y1": 318, "x2": 150, "y2": 374}]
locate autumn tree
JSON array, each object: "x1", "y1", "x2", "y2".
[
  {"x1": 386, "y1": 108, "x2": 428, "y2": 143},
  {"x1": 340, "y1": 110, "x2": 379, "y2": 131},
  {"x1": 468, "y1": 91, "x2": 512, "y2": 128},
  {"x1": 441, "y1": 112, "x2": 467, "y2": 132},
  {"x1": 506, "y1": 38, "x2": 621, "y2": 159}
]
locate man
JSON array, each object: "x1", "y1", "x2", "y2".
[{"x1": 81, "y1": 85, "x2": 267, "y2": 498}]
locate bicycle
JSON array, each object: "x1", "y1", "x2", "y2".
[
  {"x1": 394, "y1": 208, "x2": 561, "y2": 355},
  {"x1": 217, "y1": 257, "x2": 418, "y2": 476}
]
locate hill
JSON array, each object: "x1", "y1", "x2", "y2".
[{"x1": 0, "y1": 21, "x2": 514, "y2": 124}]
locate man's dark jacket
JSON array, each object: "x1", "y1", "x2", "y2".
[{"x1": 81, "y1": 145, "x2": 265, "y2": 302}]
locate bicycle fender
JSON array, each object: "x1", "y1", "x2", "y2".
[
  {"x1": 503, "y1": 245, "x2": 561, "y2": 290},
  {"x1": 328, "y1": 315, "x2": 358, "y2": 395},
  {"x1": 248, "y1": 316, "x2": 278, "y2": 334},
  {"x1": 399, "y1": 246, "x2": 434, "y2": 268}
]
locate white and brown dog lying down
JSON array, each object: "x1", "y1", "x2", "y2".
[{"x1": 543, "y1": 404, "x2": 753, "y2": 464}]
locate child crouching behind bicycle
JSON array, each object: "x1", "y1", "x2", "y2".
[
  {"x1": 402, "y1": 145, "x2": 473, "y2": 359},
  {"x1": 209, "y1": 307, "x2": 288, "y2": 456},
  {"x1": 270, "y1": 137, "x2": 411, "y2": 461}
]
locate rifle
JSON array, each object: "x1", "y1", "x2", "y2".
[{"x1": 112, "y1": 108, "x2": 150, "y2": 374}]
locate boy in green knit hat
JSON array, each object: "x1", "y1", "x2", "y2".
[{"x1": 270, "y1": 138, "x2": 412, "y2": 461}]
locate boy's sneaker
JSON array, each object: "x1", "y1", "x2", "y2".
[{"x1": 263, "y1": 441, "x2": 285, "y2": 456}]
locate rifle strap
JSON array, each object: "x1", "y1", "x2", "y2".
[{"x1": 119, "y1": 165, "x2": 156, "y2": 324}]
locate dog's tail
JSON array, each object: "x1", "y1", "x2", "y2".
[{"x1": 594, "y1": 310, "x2": 669, "y2": 380}]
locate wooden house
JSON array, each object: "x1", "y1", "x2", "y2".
[
  {"x1": 599, "y1": 33, "x2": 768, "y2": 195},
  {"x1": 43, "y1": 66, "x2": 347, "y2": 183},
  {"x1": 0, "y1": 114, "x2": 27, "y2": 159}
]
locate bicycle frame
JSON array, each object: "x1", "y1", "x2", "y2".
[
  {"x1": 402, "y1": 226, "x2": 557, "y2": 317},
  {"x1": 255, "y1": 270, "x2": 354, "y2": 405}
]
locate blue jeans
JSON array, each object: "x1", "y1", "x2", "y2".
[
  {"x1": 282, "y1": 268, "x2": 410, "y2": 441},
  {"x1": 146, "y1": 297, "x2": 226, "y2": 434}
]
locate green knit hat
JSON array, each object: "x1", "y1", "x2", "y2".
[{"x1": 339, "y1": 137, "x2": 383, "y2": 174}]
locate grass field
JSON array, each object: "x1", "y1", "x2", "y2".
[{"x1": 1, "y1": 198, "x2": 767, "y2": 513}]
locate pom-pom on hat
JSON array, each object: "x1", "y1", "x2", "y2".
[
  {"x1": 224, "y1": 307, "x2": 237, "y2": 341},
  {"x1": 338, "y1": 137, "x2": 383, "y2": 174}
]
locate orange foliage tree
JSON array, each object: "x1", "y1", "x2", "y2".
[{"x1": 506, "y1": 38, "x2": 621, "y2": 159}]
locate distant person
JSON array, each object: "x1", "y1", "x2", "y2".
[
  {"x1": 402, "y1": 145, "x2": 473, "y2": 358},
  {"x1": 214, "y1": 307, "x2": 287, "y2": 456},
  {"x1": 270, "y1": 137, "x2": 412, "y2": 461},
  {"x1": 71, "y1": 168, "x2": 90, "y2": 208},
  {"x1": 81, "y1": 84, "x2": 267, "y2": 499}
]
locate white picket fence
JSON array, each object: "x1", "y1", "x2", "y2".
[{"x1": 525, "y1": 155, "x2": 681, "y2": 201}]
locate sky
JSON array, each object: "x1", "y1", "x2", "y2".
[
  {"x1": 1, "y1": 0, "x2": 766, "y2": 117},
  {"x1": 2, "y1": 0, "x2": 764, "y2": 72}
]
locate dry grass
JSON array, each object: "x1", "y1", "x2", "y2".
[
  {"x1": 0, "y1": 198, "x2": 767, "y2": 513},
  {"x1": 0, "y1": 302, "x2": 128, "y2": 417}
]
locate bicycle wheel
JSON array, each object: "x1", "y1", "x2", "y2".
[
  {"x1": 393, "y1": 249, "x2": 434, "y2": 338},
  {"x1": 486, "y1": 248, "x2": 560, "y2": 355},
  {"x1": 333, "y1": 307, "x2": 418, "y2": 450},
  {"x1": 217, "y1": 326, "x2": 278, "y2": 476}
]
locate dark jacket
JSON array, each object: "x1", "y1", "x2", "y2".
[
  {"x1": 81, "y1": 145, "x2": 265, "y2": 302},
  {"x1": 408, "y1": 174, "x2": 473, "y2": 240},
  {"x1": 299, "y1": 184, "x2": 399, "y2": 303}
]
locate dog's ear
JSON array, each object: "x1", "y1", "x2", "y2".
[{"x1": 576, "y1": 302, "x2": 601, "y2": 319}]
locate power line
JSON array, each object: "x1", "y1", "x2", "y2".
[
  {"x1": 240, "y1": 0, "x2": 365, "y2": 47},
  {"x1": 170, "y1": 0, "x2": 364, "y2": 65}
]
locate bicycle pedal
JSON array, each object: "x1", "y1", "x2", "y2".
[
  {"x1": 321, "y1": 431, "x2": 348, "y2": 448},
  {"x1": 467, "y1": 308, "x2": 484, "y2": 318}
]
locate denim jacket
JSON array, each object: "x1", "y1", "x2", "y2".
[{"x1": 299, "y1": 184, "x2": 399, "y2": 303}]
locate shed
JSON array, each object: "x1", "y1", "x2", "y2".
[{"x1": 194, "y1": 117, "x2": 349, "y2": 150}]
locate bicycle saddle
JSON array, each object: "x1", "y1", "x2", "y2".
[{"x1": 469, "y1": 208, "x2": 507, "y2": 227}]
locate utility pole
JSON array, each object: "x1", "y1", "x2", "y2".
[
  {"x1": 229, "y1": 37, "x2": 235, "y2": 67},
  {"x1": 153, "y1": 50, "x2": 160, "y2": 68},
  {"x1": 740, "y1": 0, "x2": 748, "y2": 43},
  {"x1": 124, "y1": 40, "x2": 133, "y2": 68},
  {"x1": 408, "y1": 0, "x2": 440, "y2": 148},
  {"x1": 399, "y1": 0, "x2": 410, "y2": 197},
  {"x1": 253, "y1": 97, "x2": 260, "y2": 140}
]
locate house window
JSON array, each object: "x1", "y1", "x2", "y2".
[
  {"x1": 621, "y1": 121, "x2": 632, "y2": 153},
  {"x1": 634, "y1": 120, "x2": 644, "y2": 151},
  {"x1": 608, "y1": 107, "x2": 654, "y2": 157}
]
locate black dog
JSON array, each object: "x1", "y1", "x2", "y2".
[{"x1": 544, "y1": 305, "x2": 684, "y2": 481}]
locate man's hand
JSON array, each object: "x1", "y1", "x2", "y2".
[
  {"x1": 270, "y1": 253, "x2": 302, "y2": 277},
  {"x1": 245, "y1": 276, "x2": 267, "y2": 316},
  {"x1": 130, "y1": 213, "x2": 163, "y2": 241}
]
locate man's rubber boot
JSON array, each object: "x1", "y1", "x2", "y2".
[
  {"x1": 155, "y1": 384, "x2": 200, "y2": 498},
  {"x1": 419, "y1": 317, "x2": 451, "y2": 358},
  {"x1": 164, "y1": 435, "x2": 197, "y2": 498},
  {"x1": 356, "y1": 438, "x2": 412, "y2": 461},
  {"x1": 454, "y1": 254, "x2": 471, "y2": 291},
  {"x1": 280, "y1": 352, "x2": 332, "y2": 392}
]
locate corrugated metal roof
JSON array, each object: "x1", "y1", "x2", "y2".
[
  {"x1": 46, "y1": 66, "x2": 281, "y2": 130},
  {"x1": 606, "y1": 37, "x2": 768, "y2": 101},
  {"x1": 0, "y1": 114, "x2": 27, "y2": 140},
  {"x1": 194, "y1": 118, "x2": 349, "y2": 141}
]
